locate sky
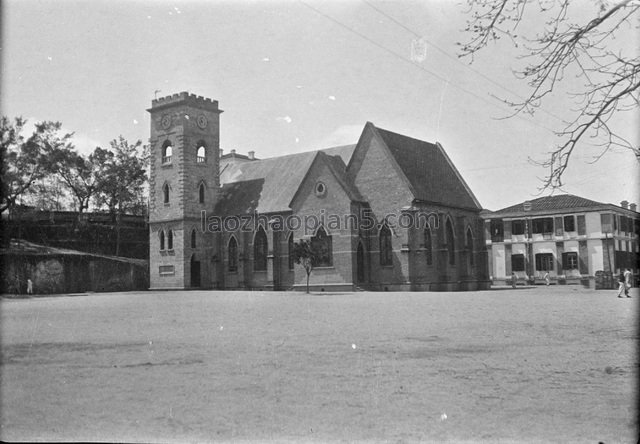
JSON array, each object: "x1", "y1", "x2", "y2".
[{"x1": 2, "y1": 0, "x2": 638, "y2": 211}]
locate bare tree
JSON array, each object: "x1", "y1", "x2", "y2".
[{"x1": 458, "y1": 0, "x2": 639, "y2": 189}]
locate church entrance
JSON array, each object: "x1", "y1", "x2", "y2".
[
  {"x1": 190, "y1": 255, "x2": 201, "y2": 288},
  {"x1": 356, "y1": 242, "x2": 365, "y2": 283}
]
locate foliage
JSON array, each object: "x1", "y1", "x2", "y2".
[
  {"x1": 48, "y1": 147, "x2": 98, "y2": 213},
  {"x1": 458, "y1": 0, "x2": 639, "y2": 189},
  {"x1": 23, "y1": 176, "x2": 71, "y2": 211},
  {"x1": 2, "y1": 115, "x2": 148, "y2": 225},
  {"x1": 291, "y1": 238, "x2": 320, "y2": 293},
  {"x1": 1, "y1": 117, "x2": 74, "y2": 213},
  {"x1": 92, "y1": 136, "x2": 148, "y2": 217}
]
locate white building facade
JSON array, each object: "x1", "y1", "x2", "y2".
[{"x1": 483, "y1": 195, "x2": 639, "y2": 287}]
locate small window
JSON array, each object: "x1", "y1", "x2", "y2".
[
  {"x1": 197, "y1": 145, "x2": 206, "y2": 163},
  {"x1": 312, "y1": 226, "x2": 333, "y2": 267},
  {"x1": 466, "y1": 228, "x2": 474, "y2": 266},
  {"x1": 288, "y1": 233, "x2": 294, "y2": 270},
  {"x1": 512, "y1": 220, "x2": 525, "y2": 235},
  {"x1": 535, "y1": 253, "x2": 554, "y2": 271},
  {"x1": 554, "y1": 217, "x2": 563, "y2": 236},
  {"x1": 532, "y1": 218, "x2": 554, "y2": 234},
  {"x1": 167, "y1": 230, "x2": 173, "y2": 250},
  {"x1": 620, "y1": 216, "x2": 629, "y2": 234},
  {"x1": 228, "y1": 236, "x2": 238, "y2": 272},
  {"x1": 159, "y1": 230, "x2": 165, "y2": 250},
  {"x1": 562, "y1": 252, "x2": 578, "y2": 270},
  {"x1": 314, "y1": 181, "x2": 327, "y2": 198},
  {"x1": 600, "y1": 213, "x2": 613, "y2": 234},
  {"x1": 424, "y1": 227, "x2": 433, "y2": 266},
  {"x1": 199, "y1": 183, "x2": 205, "y2": 204},
  {"x1": 163, "y1": 183, "x2": 170, "y2": 204},
  {"x1": 379, "y1": 225, "x2": 392, "y2": 266},
  {"x1": 191, "y1": 229, "x2": 197, "y2": 249},
  {"x1": 490, "y1": 219, "x2": 504, "y2": 242},
  {"x1": 254, "y1": 227, "x2": 268, "y2": 271},
  {"x1": 162, "y1": 142, "x2": 172, "y2": 164},
  {"x1": 564, "y1": 215, "x2": 576, "y2": 232},
  {"x1": 446, "y1": 218, "x2": 455, "y2": 265},
  {"x1": 511, "y1": 254, "x2": 525, "y2": 271}
]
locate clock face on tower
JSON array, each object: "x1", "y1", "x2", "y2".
[
  {"x1": 197, "y1": 114, "x2": 208, "y2": 129},
  {"x1": 161, "y1": 115, "x2": 171, "y2": 130}
]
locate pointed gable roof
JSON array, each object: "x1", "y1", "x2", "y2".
[
  {"x1": 289, "y1": 150, "x2": 364, "y2": 208},
  {"x1": 371, "y1": 125, "x2": 481, "y2": 210},
  {"x1": 217, "y1": 144, "x2": 356, "y2": 215}
]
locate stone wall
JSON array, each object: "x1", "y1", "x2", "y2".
[{"x1": 1, "y1": 251, "x2": 148, "y2": 295}]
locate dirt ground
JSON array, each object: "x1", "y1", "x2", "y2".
[{"x1": 1, "y1": 285, "x2": 637, "y2": 443}]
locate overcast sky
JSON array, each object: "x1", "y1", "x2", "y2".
[{"x1": 2, "y1": 0, "x2": 638, "y2": 211}]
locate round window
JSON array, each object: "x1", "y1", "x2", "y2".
[{"x1": 315, "y1": 181, "x2": 327, "y2": 197}]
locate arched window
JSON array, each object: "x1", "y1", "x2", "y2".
[
  {"x1": 424, "y1": 227, "x2": 433, "y2": 266},
  {"x1": 191, "y1": 229, "x2": 197, "y2": 249},
  {"x1": 466, "y1": 228, "x2": 474, "y2": 266},
  {"x1": 311, "y1": 226, "x2": 333, "y2": 267},
  {"x1": 446, "y1": 219, "x2": 455, "y2": 265},
  {"x1": 254, "y1": 227, "x2": 268, "y2": 271},
  {"x1": 199, "y1": 183, "x2": 205, "y2": 204},
  {"x1": 162, "y1": 142, "x2": 172, "y2": 164},
  {"x1": 379, "y1": 225, "x2": 392, "y2": 266},
  {"x1": 159, "y1": 230, "x2": 165, "y2": 250},
  {"x1": 228, "y1": 236, "x2": 238, "y2": 272},
  {"x1": 196, "y1": 144, "x2": 206, "y2": 163},
  {"x1": 163, "y1": 183, "x2": 170, "y2": 204},
  {"x1": 167, "y1": 230, "x2": 174, "y2": 250},
  {"x1": 288, "y1": 233, "x2": 295, "y2": 270}
]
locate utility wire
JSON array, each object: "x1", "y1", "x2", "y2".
[
  {"x1": 298, "y1": 0, "x2": 559, "y2": 136},
  {"x1": 360, "y1": 0, "x2": 570, "y2": 126}
]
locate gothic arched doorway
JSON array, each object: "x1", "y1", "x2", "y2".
[
  {"x1": 190, "y1": 254, "x2": 201, "y2": 288},
  {"x1": 356, "y1": 241, "x2": 365, "y2": 284}
]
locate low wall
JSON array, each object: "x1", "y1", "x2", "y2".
[{"x1": 1, "y1": 253, "x2": 149, "y2": 295}]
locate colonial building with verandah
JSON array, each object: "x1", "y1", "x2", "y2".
[
  {"x1": 148, "y1": 91, "x2": 490, "y2": 291},
  {"x1": 482, "y1": 194, "x2": 640, "y2": 287}
]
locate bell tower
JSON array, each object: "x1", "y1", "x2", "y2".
[{"x1": 147, "y1": 92, "x2": 223, "y2": 289}]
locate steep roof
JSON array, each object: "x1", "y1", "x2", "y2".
[
  {"x1": 374, "y1": 126, "x2": 481, "y2": 210},
  {"x1": 214, "y1": 179, "x2": 264, "y2": 216},
  {"x1": 217, "y1": 144, "x2": 356, "y2": 214}
]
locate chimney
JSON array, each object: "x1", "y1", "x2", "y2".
[
  {"x1": 523, "y1": 201, "x2": 532, "y2": 211},
  {"x1": 248, "y1": 151, "x2": 255, "y2": 160},
  {"x1": 230, "y1": 149, "x2": 236, "y2": 155},
  {"x1": 620, "y1": 200, "x2": 628, "y2": 209},
  {"x1": 630, "y1": 203, "x2": 637, "y2": 212}
]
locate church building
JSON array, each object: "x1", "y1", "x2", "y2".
[{"x1": 148, "y1": 92, "x2": 490, "y2": 291}]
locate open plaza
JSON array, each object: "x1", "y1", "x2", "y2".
[{"x1": 1, "y1": 286, "x2": 637, "y2": 443}]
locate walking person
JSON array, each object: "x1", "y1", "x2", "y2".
[
  {"x1": 511, "y1": 272, "x2": 517, "y2": 289},
  {"x1": 617, "y1": 270, "x2": 626, "y2": 298},
  {"x1": 623, "y1": 268, "x2": 632, "y2": 297},
  {"x1": 26, "y1": 278, "x2": 33, "y2": 295},
  {"x1": 544, "y1": 271, "x2": 550, "y2": 286}
]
